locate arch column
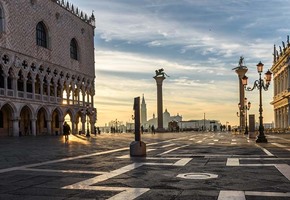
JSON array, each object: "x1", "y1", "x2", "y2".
[
  {"x1": 66, "y1": 88, "x2": 70, "y2": 105},
  {"x1": 40, "y1": 79, "x2": 44, "y2": 101},
  {"x1": 81, "y1": 114, "x2": 86, "y2": 134},
  {"x1": 12, "y1": 117, "x2": 19, "y2": 137},
  {"x1": 13, "y1": 77, "x2": 17, "y2": 97},
  {"x1": 23, "y1": 77, "x2": 27, "y2": 98},
  {"x1": 31, "y1": 77, "x2": 35, "y2": 100},
  {"x1": 82, "y1": 90, "x2": 86, "y2": 107},
  {"x1": 71, "y1": 118, "x2": 76, "y2": 134},
  {"x1": 3, "y1": 74, "x2": 8, "y2": 96},
  {"x1": 59, "y1": 119, "x2": 64, "y2": 135},
  {"x1": 46, "y1": 119, "x2": 52, "y2": 135},
  {"x1": 31, "y1": 118, "x2": 36, "y2": 136},
  {"x1": 72, "y1": 89, "x2": 75, "y2": 105},
  {"x1": 77, "y1": 87, "x2": 80, "y2": 105},
  {"x1": 54, "y1": 83, "x2": 58, "y2": 103},
  {"x1": 91, "y1": 91, "x2": 94, "y2": 108}
]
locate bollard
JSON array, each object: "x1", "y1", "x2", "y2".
[{"x1": 130, "y1": 96, "x2": 146, "y2": 156}]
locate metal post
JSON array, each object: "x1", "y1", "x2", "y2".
[
  {"x1": 245, "y1": 107, "x2": 248, "y2": 135},
  {"x1": 134, "y1": 97, "x2": 140, "y2": 141},
  {"x1": 256, "y1": 72, "x2": 267, "y2": 143}
]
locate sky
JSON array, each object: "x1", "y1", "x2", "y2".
[{"x1": 70, "y1": 0, "x2": 290, "y2": 127}]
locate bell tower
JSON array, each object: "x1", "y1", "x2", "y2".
[{"x1": 141, "y1": 94, "x2": 147, "y2": 126}]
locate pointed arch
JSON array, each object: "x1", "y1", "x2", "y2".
[
  {"x1": 51, "y1": 107, "x2": 63, "y2": 135},
  {"x1": 0, "y1": 102, "x2": 17, "y2": 136},
  {"x1": 36, "y1": 106, "x2": 49, "y2": 135},
  {"x1": 19, "y1": 105, "x2": 33, "y2": 136},
  {"x1": 17, "y1": 69, "x2": 24, "y2": 92}
]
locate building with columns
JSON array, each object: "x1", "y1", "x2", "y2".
[
  {"x1": 0, "y1": 0, "x2": 96, "y2": 136},
  {"x1": 271, "y1": 36, "x2": 290, "y2": 129}
]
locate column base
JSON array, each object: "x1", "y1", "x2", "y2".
[
  {"x1": 130, "y1": 141, "x2": 146, "y2": 157},
  {"x1": 156, "y1": 128, "x2": 166, "y2": 132},
  {"x1": 256, "y1": 135, "x2": 268, "y2": 143}
]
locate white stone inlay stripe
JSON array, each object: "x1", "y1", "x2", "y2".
[
  {"x1": 21, "y1": 168, "x2": 105, "y2": 175},
  {"x1": 272, "y1": 143, "x2": 287, "y2": 148},
  {"x1": 246, "y1": 191, "x2": 290, "y2": 197},
  {"x1": 161, "y1": 143, "x2": 175, "y2": 148},
  {"x1": 67, "y1": 163, "x2": 144, "y2": 187},
  {"x1": 256, "y1": 144, "x2": 274, "y2": 156},
  {"x1": 173, "y1": 158, "x2": 192, "y2": 166},
  {"x1": 158, "y1": 145, "x2": 190, "y2": 155},
  {"x1": 272, "y1": 143, "x2": 290, "y2": 151},
  {"x1": 275, "y1": 164, "x2": 290, "y2": 181},
  {"x1": 226, "y1": 158, "x2": 239, "y2": 166},
  {"x1": 107, "y1": 188, "x2": 150, "y2": 200},
  {"x1": 218, "y1": 190, "x2": 245, "y2": 200}
]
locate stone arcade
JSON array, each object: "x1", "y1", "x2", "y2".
[{"x1": 0, "y1": 0, "x2": 96, "y2": 136}]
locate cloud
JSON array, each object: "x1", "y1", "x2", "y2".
[{"x1": 69, "y1": 0, "x2": 283, "y2": 126}]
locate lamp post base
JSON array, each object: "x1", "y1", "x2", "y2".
[
  {"x1": 86, "y1": 130, "x2": 90, "y2": 137},
  {"x1": 256, "y1": 135, "x2": 267, "y2": 143}
]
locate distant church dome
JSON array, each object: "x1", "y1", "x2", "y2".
[{"x1": 163, "y1": 108, "x2": 170, "y2": 117}]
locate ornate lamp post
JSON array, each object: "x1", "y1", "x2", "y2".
[
  {"x1": 238, "y1": 98, "x2": 251, "y2": 135},
  {"x1": 242, "y1": 61, "x2": 272, "y2": 143},
  {"x1": 82, "y1": 104, "x2": 95, "y2": 137}
]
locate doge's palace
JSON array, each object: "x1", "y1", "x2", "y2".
[{"x1": 0, "y1": 0, "x2": 96, "y2": 136}]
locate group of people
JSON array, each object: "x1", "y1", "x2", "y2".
[
  {"x1": 63, "y1": 122, "x2": 102, "y2": 142},
  {"x1": 140, "y1": 125, "x2": 155, "y2": 134}
]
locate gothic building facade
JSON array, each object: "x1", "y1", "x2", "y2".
[
  {"x1": 271, "y1": 36, "x2": 290, "y2": 129},
  {"x1": 0, "y1": 0, "x2": 96, "y2": 136}
]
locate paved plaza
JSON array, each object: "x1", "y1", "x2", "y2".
[{"x1": 0, "y1": 132, "x2": 290, "y2": 199}]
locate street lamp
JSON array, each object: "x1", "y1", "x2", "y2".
[
  {"x1": 238, "y1": 98, "x2": 251, "y2": 135},
  {"x1": 242, "y1": 61, "x2": 272, "y2": 143},
  {"x1": 82, "y1": 104, "x2": 95, "y2": 137}
]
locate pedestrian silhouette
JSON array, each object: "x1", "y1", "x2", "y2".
[
  {"x1": 63, "y1": 122, "x2": 71, "y2": 142},
  {"x1": 151, "y1": 125, "x2": 155, "y2": 134}
]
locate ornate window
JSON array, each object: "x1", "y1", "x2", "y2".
[
  {"x1": 0, "y1": 4, "x2": 4, "y2": 32},
  {"x1": 70, "y1": 38, "x2": 78, "y2": 60},
  {"x1": 36, "y1": 22, "x2": 48, "y2": 48}
]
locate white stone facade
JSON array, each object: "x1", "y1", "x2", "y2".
[
  {"x1": 0, "y1": 0, "x2": 96, "y2": 136},
  {"x1": 271, "y1": 37, "x2": 290, "y2": 129}
]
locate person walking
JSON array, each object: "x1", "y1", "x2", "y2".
[
  {"x1": 151, "y1": 125, "x2": 155, "y2": 134},
  {"x1": 63, "y1": 122, "x2": 71, "y2": 142}
]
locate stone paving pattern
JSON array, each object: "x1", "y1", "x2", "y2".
[{"x1": 0, "y1": 132, "x2": 290, "y2": 199}]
